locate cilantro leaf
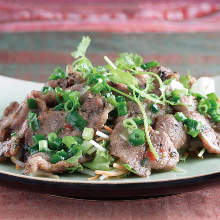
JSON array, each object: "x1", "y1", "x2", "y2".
[
  {"x1": 109, "y1": 68, "x2": 138, "y2": 87},
  {"x1": 71, "y1": 36, "x2": 91, "y2": 59},
  {"x1": 115, "y1": 53, "x2": 143, "y2": 71}
]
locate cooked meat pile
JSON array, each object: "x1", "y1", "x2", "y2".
[{"x1": 0, "y1": 37, "x2": 219, "y2": 180}]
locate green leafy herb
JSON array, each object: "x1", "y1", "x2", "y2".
[
  {"x1": 82, "y1": 127, "x2": 94, "y2": 141},
  {"x1": 115, "y1": 53, "x2": 143, "y2": 71},
  {"x1": 49, "y1": 67, "x2": 66, "y2": 80},
  {"x1": 84, "y1": 150, "x2": 114, "y2": 171},
  {"x1": 141, "y1": 60, "x2": 159, "y2": 70},
  {"x1": 71, "y1": 36, "x2": 91, "y2": 59}
]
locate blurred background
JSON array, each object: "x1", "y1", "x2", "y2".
[{"x1": 0, "y1": 0, "x2": 220, "y2": 82}]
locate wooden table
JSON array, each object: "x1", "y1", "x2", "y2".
[{"x1": 0, "y1": 1, "x2": 220, "y2": 219}]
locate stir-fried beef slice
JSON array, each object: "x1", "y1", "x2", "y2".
[
  {"x1": 24, "y1": 152, "x2": 78, "y2": 175},
  {"x1": 0, "y1": 137, "x2": 21, "y2": 159},
  {"x1": 79, "y1": 93, "x2": 113, "y2": 130},
  {"x1": 148, "y1": 130, "x2": 179, "y2": 170},
  {"x1": 127, "y1": 101, "x2": 169, "y2": 124},
  {"x1": 175, "y1": 95, "x2": 220, "y2": 154},
  {"x1": 25, "y1": 110, "x2": 80, "y2": 146},
  {"x1": 0, "y1": 101, "x2": 29, "y2": 141},
  {"x1": 155, "y1": 114, "x2": 188, "y2": 149},
  {"x1": 45, "y1": 65, "x2": 85, "y2": 89},
  {"x1": 110, "y1": 120, "x2": 151, "y2": 177},
  {"x1": 185, "y1": 111, "x2": 220, "y2": 154},
  {"x1": 30, "y1": 90, "x2": 57, "y2": 108}
]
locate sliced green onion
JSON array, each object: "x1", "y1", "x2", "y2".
[
  {"x1": 27, "y1": 98, "x2": 38, "y2": 109},
  {"x1": 65, "y1": 112, "x2": 88, "y2": 131},
  {"x1": 33, "y1": 134, "x2": 45, "y2": 145},
  {"x1": 133, "y1": 116, "x2": 144, "y2": 125},
  {"x1": 11, "y1": 131, "x2": 17, "y2": 137},
  {"x1": 174, "y1": 112, "x2": 187, "y2": 122},
  {"x1": 29, "y1": 145, "x2": 39, "y2": 155},
  {"x1": 48, "y1": 132, "x2": 57, "y2": 142},
  {"x1": 54, "y1": 103, "x2": 64, "y2": 111},
  {"x1": 117, "y1": 102, "x2": 127, "y2": 116},
  {"x1": 82, "y1": 127, "x2": 94, "y2": 141},
  {"x1": 129, "y1": 129, "x2": 145, "y2": 146},
  {"x1": 64, "y1": 100, "x2": 75, "y2": 112},
  {"x1": 149, "y1": 103, "x2": 159, "y2": 114},
  {"x1": 27, "y1": 112, "x2": 40, "y2": 132},
  {"x1": 198, "y1": 148, "x2": 206, "y2": 158},
  {"x1": 123, "y1": 118, "x2": 137, "y2": 133},
  {"x1": 184, "y1": 118, "x2": 201, "y2": 138},
  {"x1": 39, "y1": 140, "x2": 49, "y2": 152},
  {"x1": 62, "y1": 136, "x2": 76, "y2": 148},
  {"x1": 50, "y1": 149, "x2": 68, "y2": 164}
]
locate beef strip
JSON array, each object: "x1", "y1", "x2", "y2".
[
  {"x1": 110, "y1": 120, "x2": 151, "y2": 177},
  {"x1": 79, "y1": 93, "x2": 113, "y2": 130},
  {"x1": 24, "y1": 152, "x2": 78, "y2": 175},
  {"x1": 155, "y1": 114, "x2": 188, "y2": 149},
  {"x1": 45, "y1": 65, "x2": 85, "y2": 89},
  {"x1": 175, "y1": 95, "x2": 220, "y2": 154},
  {"x1": 25, "y1": 110, "x2": 80, "y2": 146},
  {"x1": 148, "y1": 130, "x2": 179, "y2": 170},
  {"x1": 110, "y1": 119, "x2": 179, "y2": 176},
  {"x1": 127, "y1": 101, "x2": 170, "y2": 125}
]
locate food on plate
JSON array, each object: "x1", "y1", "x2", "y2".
[{"x1": 0, "y1": 36, "x2": 220, "y2": 180}]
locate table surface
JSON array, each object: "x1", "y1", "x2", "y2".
[{"x1": 1, "y1": 1, "x2": 220, "y2": 219}]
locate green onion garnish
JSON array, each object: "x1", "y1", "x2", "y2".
[
  {"x1": 174, "y1": 112, "x2": 187, "y2": 122},
  {"x1": 33, "y1": 134, "x2": 45, "y2": 145},
  {"x1": 129, "y1": 129, "x2": 145, "y2": 146},
  {"x1": 27, "y1": 98, "x2": 38, "y2": 109},
  {"x1": 39, "y1": 140, "x2": 50, "y2": 152},
  {"x1": 27, "y1": 112, "x2": 40, "y2": 132},
  {"x1": 149, "y1": 103, "x2": 159, "y2": 114},
  {"x1": 123, "y1": 118, "x2": 137, "y2": 133},
  {"x1": 50, "y1": 149, "x2": 68, "y2": 164},
  {"x1": 62, "y1": 136, "x2": 77, "y2": 148}
]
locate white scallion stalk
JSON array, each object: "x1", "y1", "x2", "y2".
[
  {"x1": 89, "y1": 140, "x2": 106, "y2": 151},
  {"x1": 198, "y1": 148, "x2": 206, "y2": 158},
  {"x1": 96, "y1": 130, "x2": 109, "y2": 139}
]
